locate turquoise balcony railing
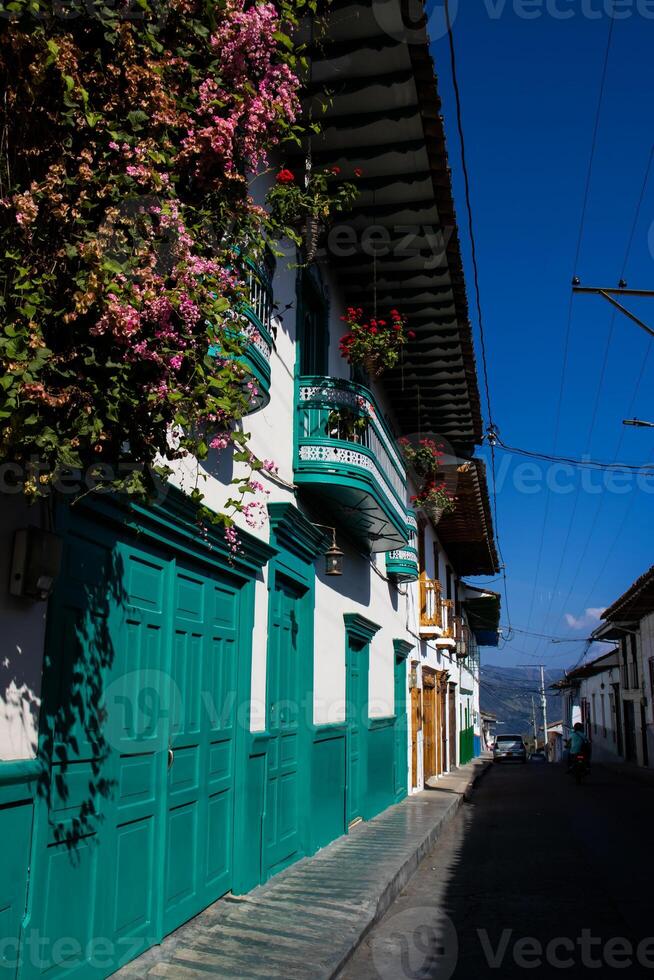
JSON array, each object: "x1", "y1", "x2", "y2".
[
  {"x1": 386, "y1": 510, "x2": 419, "y2": 581},
  {"x1": 295, "y1": 376, "x2": 408, "y2": 552},
  {"x1": 239, "y1": 259, "x2": 274, "y2": 412}
]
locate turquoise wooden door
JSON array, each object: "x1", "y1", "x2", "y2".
[
  {"x1": 264, "y1": 579, "x2": 303, "y2": 876},
  {"x1": 25, "y1": 510, "x2": 240, "y2": 979},
  {"x1": 346, "y1": 638, "x2": 368, "y2": 825},
  {"x1": 393, "y1": 656, "x2": 408, "y2": 801},
  {"x1": 23, "y1": 517, "x2": 157, "y2": 980},
  {"x1": 162, "y1": 565, "x2": 238, "y2": 935}
]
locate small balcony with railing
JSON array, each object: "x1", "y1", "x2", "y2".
[
  {"x1": 208, "y1": 255, "x2": 274, "y2": 414},
  {"x1": 419, "y1": 578, "x2": 442, "y2": 636},
  {"x1": 386, "y1": 510, "x2": 419, "y2": 582},
  {"x1": 419, "y1": 582, "x2": 468, "y2": 650},
  {"x1": 295, "y1": 376, "x2": 408, "y2": 552},
  {"x1": 238, "y1": 258, "x2": 274, "y2": 412}
]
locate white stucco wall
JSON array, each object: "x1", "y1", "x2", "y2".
[
  {"x1": 640, "y1": 612, "x2": 654, "y2": 763},
  {"x1": 0, "y1": 498, "x2": 50, "y2": 760},
  {"x1": 0, "y1": 240, "x2": 483, "y2": 767},
  {"x1": 580, "y1": 666, "x2": 621, "y2": 763}
]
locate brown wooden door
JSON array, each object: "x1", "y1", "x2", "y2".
[
  {"x1": 411, "y1": 682, "x2": 422, "y2": 788},
  {"x1": 449, "y1": 683, "x2": 457, "y2": 770},
  {"x1": 423, "y1": 671, "x2": 436, "y2": 780}
]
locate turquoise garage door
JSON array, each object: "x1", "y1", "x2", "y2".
[{"x1": 23, "y1": 506, "x2": 242, "y2": 979}]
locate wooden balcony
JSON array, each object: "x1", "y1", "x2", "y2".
[
  {"x1": 419, "y1": 578, "x2": 442, "y2": 636},
  {"x1": 441, "y1": 599, "x2": 455, "y2": 638}
]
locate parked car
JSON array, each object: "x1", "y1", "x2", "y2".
[{"x1": 493, "y1": 734, "x2": 528, "y2": 763}]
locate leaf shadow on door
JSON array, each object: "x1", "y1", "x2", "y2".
[{"x1": 37, "y1": 547, "x2": 127, "y2": 854}]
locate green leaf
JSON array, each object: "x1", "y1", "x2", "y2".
[{"x1": 127, "y1": 110, "x2": 149, "y2": 131}]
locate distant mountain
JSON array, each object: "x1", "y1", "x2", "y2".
[{"x1": 480, "y1": 664, "x2": 566, "y2": 737}]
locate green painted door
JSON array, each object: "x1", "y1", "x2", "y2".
[
  {"x1": 163, "y1": 564, "x2": 238, "y2": 935},
  {"x1": 346, "y1": 638, "x2": 368, "y2": 825},
  {"x1": 264, "y1": 578, "x2": 303, "y2": 876},
  {"x1": 26, "y1": 510, "x2": 241, "y2": 979},
  {"x1": 393, "y1": 656, "x2": 408, "y2": 800}
]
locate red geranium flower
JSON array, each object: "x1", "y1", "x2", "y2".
[
  {"x1": 276, "y1": 169, "x2": 295, "y2": 184},
  {"x1": 408, "y1": 331, "x2": 416, "y2": 339},
  {"x1": 354, "y1": 167, "x2": 363, "y2": 177},
  {"x1": 329, "y1": 165, "x2": 341, "y2": 176}
]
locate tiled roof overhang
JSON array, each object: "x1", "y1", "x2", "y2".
[
  {"x1": 601, "y1": 564, "x2": 654, "y2": 623},
  {"x1": 436, "y1": 458, "x2": 499, "y2": 576},
  {"x1": 302, "y1": 0, "x2": 483, "y2": 454}
]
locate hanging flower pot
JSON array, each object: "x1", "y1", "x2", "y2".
[
  {"x1": 339, "y1": 308, "x2": 415, "y2": 378},
  {"x1": 411, "y1": 479, "x2": 456, "y2": 525},
  {"x1": 363, "y1": 354, "x2": 384, "y2": 378},
  {"x1": 305, "y1": 214, "x2": 321, "y2": 262},
  {"x1": 267, "y1": 167, "x2": 360, "y2": 264},
  {"x1": 399, "y1": 437, "x2": 446, "y2": 477},
  {"x1": 423, "y1": 501, "x2": 445, "y2": 525}
]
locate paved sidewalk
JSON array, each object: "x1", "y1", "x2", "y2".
[{"x1": 114, "y1": 758, "x2": 489, "y2": 980}]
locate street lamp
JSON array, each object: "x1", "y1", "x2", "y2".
[{"x1": 623, "y1": 418, "x2": 654, "y2": 428}]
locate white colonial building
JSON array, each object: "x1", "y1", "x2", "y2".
[{"x1": 0, "y1": 4, "x2": 500, "y2": 978}]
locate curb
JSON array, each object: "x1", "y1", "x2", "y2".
[
  {"x1": 463, "y1": 758, "x2": 493, "y2": 801},
  {"x1": 331, "y1": 759, "x2": 491, "y2": 979}
]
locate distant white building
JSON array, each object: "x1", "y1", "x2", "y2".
[
  {"x1": 590, "y1": 564, "x2": 654, "y2": 768},
  {"x1": 555, "y1": 650, "x2": 622, "y2": 764}
]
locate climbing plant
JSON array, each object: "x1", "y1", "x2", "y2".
[{"x1": 0, "y1": 0, "x2": 331, "y2": 531}]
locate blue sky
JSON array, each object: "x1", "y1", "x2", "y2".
[{"x1": 431, "y1": 2, "x2": 654, "y2": 668}]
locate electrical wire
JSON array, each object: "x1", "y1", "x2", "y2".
[
  {"x1": 524, "y1": 13, "x2": 616, "y2": 634},
  {"x1": 444, "y1": 0, "x2": 514, "y2": 638},
  {"x1": 489, "y1": 439, "x2": 512, "y2": 634},
  {"x1": 498, "y1": 623, "x2": 604, "y2": 642},
  {"x1": 444, "y1": 0, "x2": 493, "y2": 430},
  {"x1": 493, "y1": 436, "x2": 654, "y2": 473},
  {"x1": 531, "y1": 145, "x2": 654, "y2": 656},
  {"x1": 533, "y1": 147, "x2": 654, "y2": 645}
]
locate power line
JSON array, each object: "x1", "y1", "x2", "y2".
[
  {"x1": 494, "y1": 435, "x2": 654, "y2": 473},
  {"x1": 489, "y1": 439, "x2": 512, "y2": 632},
  {"x1": 499, "y1": 623, "x2": 591, "y2": 642},
  {"x1": 444, "y1": 0, "x2": 493, "y2": 429},
  {"x1": 531, "y1": 144, "x2": 654, "y2": 656},
  {"x1": 444, "y1": 0, "x2": 513, "y2": 635},
  {"x1": 537, "y1": 145, "x2": 654, "y2": 642},
  {"x1": 525, "y1": 13, "x2": 616, "y2": 635}
]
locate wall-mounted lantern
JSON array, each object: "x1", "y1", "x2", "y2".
[
  {"x1": 311, "y1": 522, "x2": 344, "y2": 576},
  {"x1": 9, "y1": 528, "x2": 62, "y2": 601},
  {"x1": 324, "y1": 529, "x2": 344, "y2": 577}
]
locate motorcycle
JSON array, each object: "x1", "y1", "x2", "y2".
[{"x1": 571, "y1": 752, "x2": 590, "y2": 785}]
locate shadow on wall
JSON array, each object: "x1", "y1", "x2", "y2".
[
  {"x1": 37, "y1": 542, "x2": 128, "y2": 851},
  {"x1": 315, "y1": 542, "x2": 372, "y2": 606}
]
